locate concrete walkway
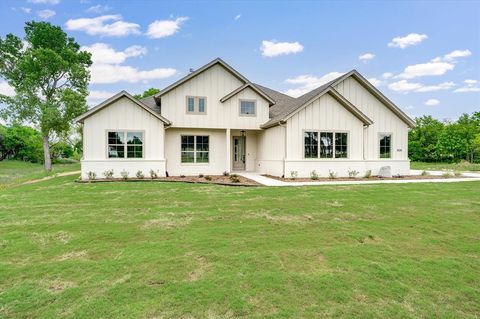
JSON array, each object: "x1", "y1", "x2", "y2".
[{"x1": 237, "y1": 171, "x2": 480, "y2": 187}]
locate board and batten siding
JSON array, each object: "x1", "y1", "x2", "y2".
[
  {"x1": 334, "y1": 76, "x2": 409, "y2": 160},
  {"x1": 160, "y1": 64, "x2": 270, "y2": 129},
  {"x1": 81, "y1": 96, "x2": 166, "y2": 179},
  {"x1": 257, "y1": 125, "x2": 286, "y2": 176}
]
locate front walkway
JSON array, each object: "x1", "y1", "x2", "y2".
[{"x1": 237, "y1": 171, "x2": 480, "y2": 187}]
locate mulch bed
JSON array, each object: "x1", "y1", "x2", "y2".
[
  {"x1": 264, "y1": 174, "x2": 468, "y2": 182},
  {"x1": 77, "y1": 174, "x2": 260, "y2": 186}
]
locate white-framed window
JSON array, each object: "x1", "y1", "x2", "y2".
[
  {"x1": 181, "y1": 135, "x2": 209, "y2": 163},
  {"x1": 107, "y1": 131, "x2": 143, "y2": 159},
  {"x1": 186, "y1": 96, "x2": 207, "y2": 114},
  {"x1": 304, "y1": 131, "x2": 348, "y2": 159},
  {"x1": 379, "y1": 133, "x2": 392, "y2": 158},
  {"x1": 239, "y1": 100, "x2": 256, "y2": 116}
]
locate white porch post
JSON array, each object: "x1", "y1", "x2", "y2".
[{"x1": 226, "y1": 128, "x2": 231, "y2": 173}]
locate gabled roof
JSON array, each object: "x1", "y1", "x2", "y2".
[
  {"x1": 155, "y1": 58, "x2": 250, "y2": 99},
  {"x1": 75, "y1": 91, "x2": 171, "y2": 125},
  {"x1": 220, "y1": 83, "x2": 276, "y2": 105},
  {"x1": 258, "y1": 70, "x2": 415, "y2": 129}
]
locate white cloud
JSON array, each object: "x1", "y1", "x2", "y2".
[
  {"x1": 20, "y1": 7, "x2": 32, "y2": 13},
  {"x1": 398, "y1": 62, "x2": 454, "y2": 79},
  {"x1": 388, "y1": 33, "x2": 428, "y2": 49},
  {"x1": 388, "y1": 80, "x2": 455, "y2": 93},
  {"x1": 382, "y1": 72, "x2": 394, "y2": 79},
  {"x1": 37, "y1": 9, "x2": 55, "y2": 19},
  {"x1": 444, "y1": 49, "x2": 471, "y2": 62},
  {"x1": 65, "y1": 15, "x2": 141, "y2": 37},
  {"x1": 368, "y1": 77, "x2": 382, "y2": 87},
  {"x1": 404, "y1": 105, "x2": 414, "y2": 110},
  {"x1": 87, "y1": 90, "x2": 115, "y2": 104},
  {"x1": 454, "y1": 79, "x2": 480, "y2": 93},
  {"x1": 81, "y1": 43, "x2": 147, "y2": 64},
  {"x1": 28, "y1": 0, "x2": 60, "y2": 4},
  {"x1": 90, "y1": 64, "x2": 177, "y2": 84},
  {"x1": 425, "y1": 99, "x2": 440, "y2": 106},
  {"x1": 260, "y1": 40, "x2": 304, "y2": 57},
  {"x1": 235, "y1": 14, "x2": 241, "y2": 20},
  {"x1": 146, "y1": 17, "x2": 188, "y2": 39},
  {"x1": 86, "y1": 5, "x2": 110, "y2": 13},
  {"x1": 0, "y1": 81, "x2": 15, "y2": 96},
  {"x1": 284, "y1": 72, "x2": 344, "y2": 97},
  {"x1": 359, "y1": 53, "x2": 375, "y2": 62}
]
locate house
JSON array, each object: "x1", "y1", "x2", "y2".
[{"x1": 76, "y1": 58, "x2": 415, "y2": 180}]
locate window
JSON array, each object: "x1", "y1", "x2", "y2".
[
  {"x1": 379, "y1": 133, "x2": 391, "y2": 158},
  {"x1": 304, "y1": 131, "x2": 348, "y2": 159},
  {"x1": 304, "y1": 132, "x2": 318, "y2": 158},
  {"x1": 240, "y1": 100, "x2": 256, "y2": 116},
  {"x1": 335, "y1": 133, "x2": 348, "y2": 158},
  {"x1": 320, "y1": 132, "x2": 334, "y2": 158},
  {"x1": 181, "y1": 135, "x2": 209, "y2": 163},
  {"x1": 186, "y1": 96, "x2": 206, "y2": 114},
  {"x1": 107, "y1": 131, "x2": 143, "y2": 158}
]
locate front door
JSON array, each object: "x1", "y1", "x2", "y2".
[{"x1": 232, "y1": 136, "x2": 246, "y2": 171}]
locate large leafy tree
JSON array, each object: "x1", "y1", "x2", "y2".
[
  {"x1": 408, "y1": 115, "x2": 445, "y2": 161},
  {"x1": 133, "y1": 87, "x2": 160, "y2": 100},
  {"x1": 0, "y1": 21, "x2": 92, "y2": 171}
]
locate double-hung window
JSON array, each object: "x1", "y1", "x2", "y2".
[
  {"x1": 379, "y1": 133, "x2": 392, "y2": 158},
  {"x1": 186, "y1": 96, "x2": 206, "y2": 114},
  {"x1": 239, "y1": 100, "x2": 256, "y2": 116},
  {"x1": 107, "y1": 131, "x2": 143, "y2": 158},
  {"x1": 181, "y1": 135, "x2": 209, "y2": 163},
  {"x1": 304, "y1": 131, "x2": 348, "y2": 159}
]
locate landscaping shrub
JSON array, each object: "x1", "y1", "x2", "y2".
[
  {"x1": 136, "y1": 171, "x2": 144, "y2": 179},
  {"x1": 310, "y1": 170, "x2": 319, "y2": 180},
  {"x1": 103, "y1": 169, "x2": 114, "y2": 179},
  {"x1": 120, "y1": 170, "x2": 129, "y2": 180}
]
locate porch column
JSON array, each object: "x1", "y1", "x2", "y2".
[{"x1": 226, "y1": 128, "x2": 231, "y2": 173}]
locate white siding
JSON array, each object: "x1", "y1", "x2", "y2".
[
  {"x1": 81, "y1": 97, "x2": 166, "y2": 179},
  {"x1": 160, "y1": 64, "x2": 270, "y2": 129},
  {"x1": 334, "y1": 77, "x2": 409, "y2": 160},
  {"x1": 257, "y1": 125, "x2": 285, "y2": 176}
]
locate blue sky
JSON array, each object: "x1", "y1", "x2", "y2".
[{"x1": 1, "y1": 0, "x2": 479, "y2": 120}]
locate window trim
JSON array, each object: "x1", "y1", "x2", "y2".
[
  {"x1": 302, "y1": 129, "x2": 350, "y2": 160},
  {"x1": 105, "y1": 130, "x2": 145, "y2": 160},
  {"x1": 378, "y1": 132, "x2": 393, "y2": 159},
  {"x1": 185, "y1": 96, "x2": 207, "y2": 115},
  {"x1": 180, "y1": 134, "x2": 210, "y2": 165},
  {"x1": 239, "y1": 99, "x2": 257, "y2": 117}
]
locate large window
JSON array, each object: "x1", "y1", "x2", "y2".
[
  {"x1": 304, "y1": 131, "x2": 348, "y2": 159},
  {"x1": 181, "y1": 135, "x2": 209, "y2": 163},
  {"x1": 107, "y1": 131, "x2": 143, "y2": 158},
  {"x1": 379, "y1": 133, "x2": 392, "y2": 158},
  {"x1": 186, "y1": 96, "x2": 207, "y2": 114},
  {"x1": 239, "y1": 100, "x2": 256, "y2": 116}
]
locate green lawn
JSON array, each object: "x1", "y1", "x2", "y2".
[
  {"x1": 0, "y1": 160, "x2": 80, "y2": 188},
  {"x1": 0, "y1": 176, "x2": 479, "y2": 318},
  {"x1": 411, "y1": 161, "x2": 480, "y2": 172}
]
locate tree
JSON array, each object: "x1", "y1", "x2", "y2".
[
  {"x1": 0, "y1": 21, "x2": 92, "y2": 171},
  {"x1": 0, "y1": 124, "x2": 43, "y2": 162},
  {"x1": 408, "y1": 116, "x2": 444, "y2": 162},
  {"x1": 133, "y1": 88, "x2": 160, "y2": 100}
]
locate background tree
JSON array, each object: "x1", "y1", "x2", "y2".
[
  {"x1": 408, "y1": 116, "x2": 444, "y2": 162},
  {"x1": 0, "y1": 21, "x2": 92, "y2": 171},
  {"x1": 0, "y1": 124, "x2": 43, "y2": 162},
  {"x1": 133, "y1": 88, "x2": 160, "y2": 100}
]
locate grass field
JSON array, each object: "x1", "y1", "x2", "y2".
[
  {"x1": 411, "y1": 161, "x2": 480, "y2": 172},
  {"x1": 0, "y1": 173, "x2": 479, "y2": 318},
  {"x1": 0, "y1": 160, "x2": 80, "y2": 188}
]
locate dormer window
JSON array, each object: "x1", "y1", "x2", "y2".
[
  {"x1": 239, "y1": 99, "x2": 256, "y2": 116},
  {"x1": 186, "y1": 96, "x2": 207, "y2": 114}
]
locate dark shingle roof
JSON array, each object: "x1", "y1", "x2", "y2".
[{"x1": 140, "y1": 95, "x2": 161, "y2": 114}]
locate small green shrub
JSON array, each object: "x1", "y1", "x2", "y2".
[
  {"x1": 310, "y1": 170, "x2": 319, "y2": 180},
  {"x1": 103, "y1": 169, "x2": 114, "y2": 179},
  {"x1": 290, "y1": 171, "x2": 298, "y2": 179},
  {"x1": 120, "y1": 170, "x2": 129, "y2": 180},
  {"x1": 421, "y1": 170, "x2": 429, "y2": 176},
  {"x1": 364, "y1": 170, "x2": 372, "y2": 178},
  {"x1": 205, "y1": 175, "x2": 212, "y2": 181},
  {"x1": 87, "y1": 171, "x2": 96, "y2": 181},
  {"x1": 223, "y1": 171, "x2": 230, "y2": 177},
  {"x1": 229, "y1": 174, "x2": 240, "y2": 183},
  {"x1": 149, "y1": 169, "x2": 158, "y2": 179},
  {"x1": 328, "y1": 170, "x2": 337, "y2": 179},
  {"x1": 348, "y1": 169, "x2": 359, "y2": 178},
  {"x1": 136, "y1": 171, "x2": 144, "y2": 179}
]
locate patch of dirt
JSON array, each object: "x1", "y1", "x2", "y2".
[
  {"x1": 141, "y1": 213, "x2": 193, "y2": 230},
  {"x1": 263, "y1": 174, "x2": 469, "y2": 182},
  {"x1": 31, "y1": 231, "x2": 71, "y2": 246},
  {"x1": 186, "y1": 254, "x2": 210, "y2": 282},
  {"x1": 249, "y1": 212, "x2": 315, "y2": 225},
  {"x1": 46, "y1": 279, "x2": 75, "y2": 293},
  {"x1": 56, "y1": 250, "x2": 87, "y2": 261},
  {"x1": 357, "y1": 235, "x2": 382, "y2": 244}
]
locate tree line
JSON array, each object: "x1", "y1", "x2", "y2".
[{"x1": 409, "y1": 111, "x2": 480, "y2": 163}]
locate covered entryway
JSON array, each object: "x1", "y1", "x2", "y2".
[{"x1": 232, "y1": 136, "x2": 246, "y2": 170}]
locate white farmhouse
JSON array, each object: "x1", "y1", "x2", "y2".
[{"x1": 76, "y1": 58, "x2": 414, "y2": 179}]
